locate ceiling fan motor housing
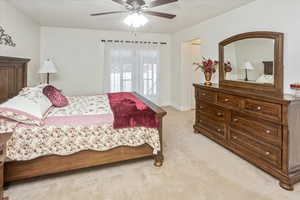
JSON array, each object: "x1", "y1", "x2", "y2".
[{"x1": 91, "y1": 0, "x2": 177, "y2": 20}]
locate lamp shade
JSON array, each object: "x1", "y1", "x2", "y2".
[
  {"x1": 242, "y1": 61, "x2": 254, "y2": 70},
  {"x1": 39, "y1": 59, "x2": 57, "y2": 74}
]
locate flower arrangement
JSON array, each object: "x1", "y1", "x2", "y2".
[
  {"x1": 193, "y1": 57, "x2": 219, "y2": 73},
  {"x1": 290, "y1": 83, "x2": 300, "y2": 89},
  {"x1": 193, "y1": 57, "x2": 219, "y2": 86},
  {"x1": 224, "y1": 61, "x2": 232, "y2": 73},
  {"x1": 290, "y1": 83, "x2": 300, "y2": 97}
]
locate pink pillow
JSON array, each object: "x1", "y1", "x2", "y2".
[{"x1": 43, "y1": 85, "x2": 68, "y2": 107}]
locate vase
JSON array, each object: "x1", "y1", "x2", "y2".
[
  {"x1": 204, "y1": 71, "x2": 212, "y2": 86},
  {"x1": 225, "y1": 72, "x2": 230, "y2": 80}
]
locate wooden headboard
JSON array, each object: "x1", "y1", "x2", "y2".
[
  {"x1": 0, "y1": 56, "x2": 30, "y2": 103},
  {"x1": 262, "y1": 61, "x2": 273, "y2": 75}
]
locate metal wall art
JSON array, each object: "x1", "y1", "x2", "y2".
[{"x1": 0, "y1": 26, "x2": 16, "y2": 47}]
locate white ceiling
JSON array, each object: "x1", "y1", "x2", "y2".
[{"x1": 8, "y1": 0, "x2": 255, "y2": 33}]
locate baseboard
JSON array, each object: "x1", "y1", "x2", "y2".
[
  {"x1": 159, "y1": 102, "x2": 172, "y2": 107},
  {"x1": 171, "y1": 104, "x2": 192, "y2": 111}
]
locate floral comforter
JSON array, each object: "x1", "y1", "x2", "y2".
[{"x1": 5, "y1": 94, "x2": 160, "y2": 161}]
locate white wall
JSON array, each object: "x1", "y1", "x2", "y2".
[
  {"x1": 180, "y1": 42, "x2": 194, "y2": 110},
  {"x1": 171, "y1": 0, "x2": 300, "y2": 110},
  {"x1": 191, "y1": 43, "x2": 201, "y2": 108},
  {"x1": 0, "y1": 0, "x2": 40, "y2": 86},
  {"x1": 40, "y1": 27, "x2": 171, "y2": 105}
]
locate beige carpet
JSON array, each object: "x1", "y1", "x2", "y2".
[{"x1": 6, "y1": 107, "x2": 300, "y2": 200}]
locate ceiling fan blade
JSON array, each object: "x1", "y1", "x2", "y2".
[
  {"x1": 144, "y1": 11, "x2": 176, "y2": 19},
  {"x1": 90, "y1": 11, "x2": 128, "y2": 16},
  {"x1": 149, "y1": 0, "x2": 178, "y2": 8},
  {"x1": 112, "y1": 0, "x2": 128, "y2": 6}
]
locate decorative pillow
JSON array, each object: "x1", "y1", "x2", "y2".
[
  {"x1": 43, "y1": 85, "x2": 68, "y2": 107},
  {"x1": 19, "y1": 84, "x2": 48, "y2": 95},
  {"x1": 0, "y1": 85, "x2": 52, "y2": 126}
]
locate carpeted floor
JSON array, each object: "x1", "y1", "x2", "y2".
[{"x1": 6, "y1": 107, "x2": 300, "y2": 200}]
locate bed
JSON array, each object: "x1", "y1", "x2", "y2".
[{"x1": 0, "y1": 56, "x2": 166, "y2": 199}]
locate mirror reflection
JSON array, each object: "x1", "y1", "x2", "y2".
[{"x1": 224, "y1": 38, "x2": 275, "y2": 84}]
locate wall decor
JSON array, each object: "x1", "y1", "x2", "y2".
[{"x1": 0, "y1": 26, "x2": 16, "y2": 47}]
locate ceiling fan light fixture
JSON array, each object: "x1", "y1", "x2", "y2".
[{"x1": 123, "y1": 12, "x2": 148, "y2": 28}]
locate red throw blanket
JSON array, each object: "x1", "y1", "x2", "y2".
[{"x1": 107, "y1": 92, "x2": 160, "y2": 129}]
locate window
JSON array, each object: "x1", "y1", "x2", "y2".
[
  {"x1": 104, "y1": 44, "x2": 160, "y2": 102},
  {"x1": 110, "y1": 64, "x2": 133, "y2": 92}
]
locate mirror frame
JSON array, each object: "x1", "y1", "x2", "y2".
[{"x1": 219, "y1": 31, "x2": 284, "y2": 97}]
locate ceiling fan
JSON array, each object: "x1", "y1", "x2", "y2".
[{"x1": 90, "y1": 0, "x2": 178, "y2": 27}]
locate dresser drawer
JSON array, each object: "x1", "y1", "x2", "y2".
[
  {"x1": 217, "y1": 93, "x2": 242, "y2": 108},
  {"x1": 230, "y1": 113, "x2": 282, "y2": 147},
  {"x1": 197, "y1": 103, "x2": 227, "y2": 122},
  {"x1": 243, "y1": 99, "x2": 281, "y2": 122},
  {"x1": 229, "y1": 129, "x2": 282, "y2": 169},
  {"x1": 196, "y1": 116, "x2": 226, "y2": 141},
  {"x1": 196, "y1": 89, "x2": 217, "y2": 103}
]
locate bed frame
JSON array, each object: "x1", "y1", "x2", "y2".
[{"x1": 0, "y1": 56, "x2": 167, "y2": 200}]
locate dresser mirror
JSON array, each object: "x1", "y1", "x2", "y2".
[{"x1": 219, "y1": 32, "x2": 284, "y2": 96}]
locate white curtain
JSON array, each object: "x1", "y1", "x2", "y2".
[{"x1": 103, "y1": 42, "x2": 160, "y2": 102}]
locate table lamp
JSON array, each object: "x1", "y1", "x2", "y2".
[
  {"x1": 38, "y1": 59, "x2": 57, "y2": 84},
  {"x1": 241, "y1": 61, "x2": 253, "y2": 81}
]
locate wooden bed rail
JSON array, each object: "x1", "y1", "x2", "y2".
[
  {"x1": 131, "y1": 92, "x2": 167, "y2": 119},
  {"x1": 0, "y1": 133, "x2": 12, "y2": 200}
]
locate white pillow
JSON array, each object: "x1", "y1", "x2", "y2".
[
  {"x1": 0, "y1": 85, "x2": 52, "y2": 126},
  {"x1": 256, "y1": 75, "x2": 274, "y2": 84}
]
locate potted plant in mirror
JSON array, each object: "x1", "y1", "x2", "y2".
[
  {"x1": 224, "y1": 61, "x2": 232, "y2": 80},
  {"x1": 194, "y1": 57, "x2": 218, "y2": 86}
]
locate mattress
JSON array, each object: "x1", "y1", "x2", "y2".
[{"x1": 5, "y1": 94, "x2": 160, "y2": 161}]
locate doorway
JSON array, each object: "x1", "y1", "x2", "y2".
[{"x1": 181, "y1": 39, "x2": 201, "y2": 110}]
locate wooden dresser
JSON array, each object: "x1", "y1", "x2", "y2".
[{"x1": 194, "y1": 83, "x2": 300, "y2": 190}]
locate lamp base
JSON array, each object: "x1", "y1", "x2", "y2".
[
  {"x1": 46, "y1": 73, "x2": 50, "y2": 84},
  {"x1": 244, "y1": 69, "x2": 248, "y2": 82}
]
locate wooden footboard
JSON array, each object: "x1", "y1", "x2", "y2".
[{"x1": 5, "y1": 145, "x2": 154, "y2": 183}]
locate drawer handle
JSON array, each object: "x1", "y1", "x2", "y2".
[
  {"x1": 217, "y1": 112, "x2": 223, "y2": 117},
  {"x1": 202, "y1": 93, "x2": 206, "y2": 96},
  {"x1": 265, "y1": 152, "x2": 270, "y2": 156},
  {"x1": 199, "y1": 106, "x2": 204, "y2": 109},
  {"x1": 224, "y1": 98, "x2": 229, "y2": 102},
  {"x1": 233, "y1": 136, "x2": 238, "y2": 140},
  {"x1": 0, "y1": 144, "x2": 3, "y2": 155},
  {"x1": 233, "y1": 118, "x2": 239, "y2": 122},
  {"x1": 266, "y1": 130, "x2": 271, "y2": 134},
  {"x1": 257, "y1": 106, "x2": 262, "y2": 111},
  {"x1": 217, "y1": 128, "x2": 222, "y2": 132}
]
